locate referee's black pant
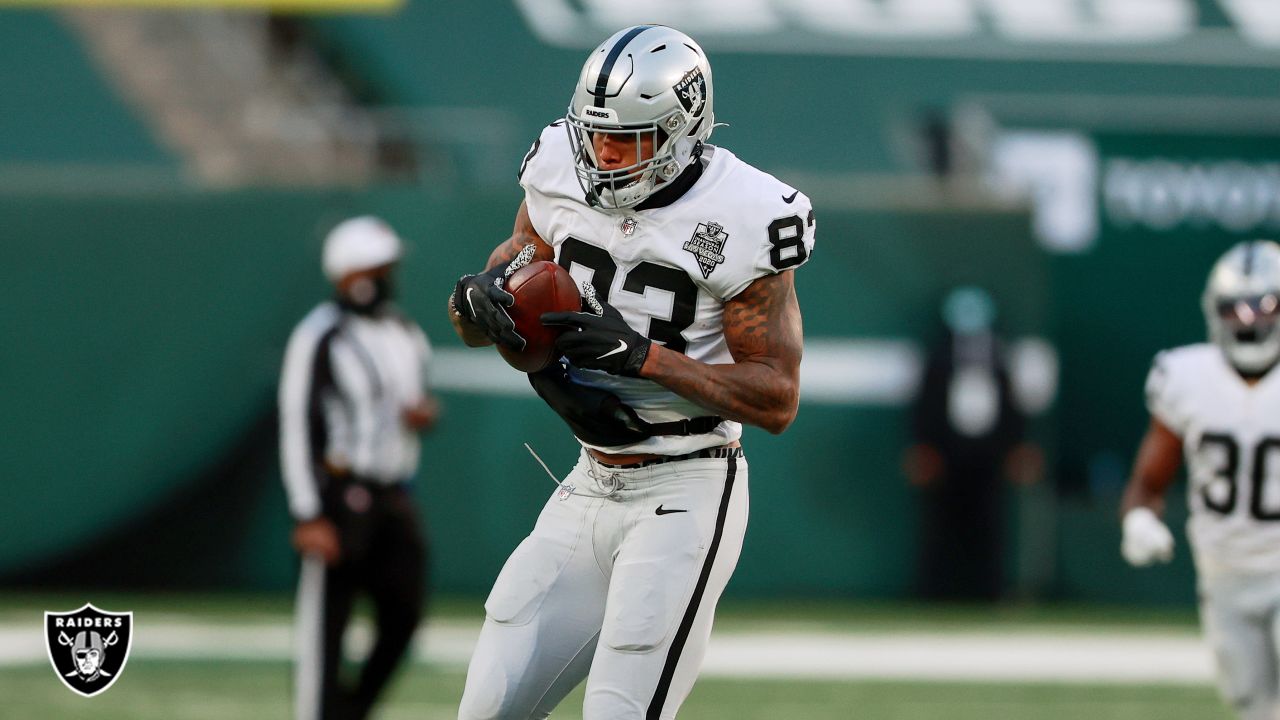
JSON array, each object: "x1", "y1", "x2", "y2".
[{"x1": 294, "y1": 477, "x2": 428, "y2": 720}]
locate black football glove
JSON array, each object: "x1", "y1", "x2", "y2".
[
  {"x1": 451, "y1": 244, "x2": 536, "y2": 350},
  {"x1": 528, "y1": 362, "x2": 653, "y2": 447},
  {"x1": 542, "y1": 286, "x2": 651, "y2": 377}
]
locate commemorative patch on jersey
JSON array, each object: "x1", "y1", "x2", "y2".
[
  {"x1": 674, "y1": 68, "x2": 707, "y2": 116},
  {"x1": 684, "y1": 221, "x2": 729, "y2": 278}
]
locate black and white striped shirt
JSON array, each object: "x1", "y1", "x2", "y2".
[{"x1": 278, "y1": 302, "x2": 432, "y2": 521}]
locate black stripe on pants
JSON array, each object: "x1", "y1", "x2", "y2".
[{"x1": 646, "y1": 454, "x2": 737, "y2": 719}]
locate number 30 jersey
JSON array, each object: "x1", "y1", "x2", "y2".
[
  {"x1": 519, "y1": 121, "x2": 816, "y2": 455},
  {"x1": 1146, "y1": 343, "x2": 1280, "y2": 578}
]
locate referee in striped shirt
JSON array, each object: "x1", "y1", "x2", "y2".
[{"x1": 279, "y1": 216, "x2": 438, "y2": 720}]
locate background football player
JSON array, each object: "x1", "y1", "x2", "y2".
[
  {"x1": 1121, "y1": 240, "x2": 1280, "y2": 720},
  {"x1": 447, "y1": 24, "x2": 815, "y2": 720}
]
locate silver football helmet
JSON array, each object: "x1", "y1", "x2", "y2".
[
  {"x1": 1202, "y1": 240, "x2": 1280, "y2": 375},
  {"x1": 566, "y1": 25, "x2": 715, "y2": 210}
]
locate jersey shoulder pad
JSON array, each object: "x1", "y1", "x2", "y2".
[
  {"x1": 518, "y1": 120, "x2": 579, "y2": 240},
  {"x1": 1145, "y1": 343, "x2": 1215, "y2": 435},
  {"x1": 286, "y1": 303, "x2": 340, "y2": 351},
  {"x1": 280, "y1": 303, "x2": 341, "y2": 394},
  {"x1": 707, "y1": 150, "x2": 816, "y2": 299},
  {"x1": 518, "y1": 120, "x2": 576, "y2": 198}
]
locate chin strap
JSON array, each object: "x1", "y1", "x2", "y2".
[{"x1": 1236, "y1": 364, "x2": 1278, "y2": 381}]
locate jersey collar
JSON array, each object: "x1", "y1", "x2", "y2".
[{"x1": 634, "y1": 154, "x2": 706, "y2": 211}]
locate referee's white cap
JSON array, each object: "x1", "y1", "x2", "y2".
[{"x1": 322, "y1": 216, "x2": 403, "y2": 282}]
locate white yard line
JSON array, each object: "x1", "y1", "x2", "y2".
[
  {"x1": 0, "y1": 619, "x2": 1216, "y2": 684},
  {"x1": 699, "y1": 632, "x2": 1214, "y2": 684}
]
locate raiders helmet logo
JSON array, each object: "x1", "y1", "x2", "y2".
[
  {"x1": 674, "y1": 68, "x2": 707, "y2": 117},
  {"x1": 45, "y1": 604, "x2": 133, "y2": 697}
]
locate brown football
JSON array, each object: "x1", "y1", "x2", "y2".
[{"x1": 497, "y1": 261, "x2": 581, "y2": 372}]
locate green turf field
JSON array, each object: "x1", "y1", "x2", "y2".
[
  {"x1": 0, "y1": 661, "x2": 1232, "y2": 720},
  {"x1": 0, "y1": 594, "x2": 1227, "y2": 719}
]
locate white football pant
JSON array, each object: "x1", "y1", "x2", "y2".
[
  {"x1": 458, "y1": 448, "x2": 748, "y2": 720},
  {"x1": 1200, "y1": 572, "x2": 1280, "y2": 720}
]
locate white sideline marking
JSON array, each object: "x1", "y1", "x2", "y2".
[
  {"x1": 699, "y1": 632, "x2": 1214, "y2": 684},
  {"x1": 431, "y1": 339, "x2": 1060, "y2": 411},
  {"x1": 0, "y1": 619, "x2": 1216, "y2": 684},
  {"x1": 430, "y1": 340, "x2": 924, "y2": 406}
]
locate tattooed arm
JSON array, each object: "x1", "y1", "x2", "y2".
[
  {"x1": 448, "y1": 200, "x2": 555, "y2": 346},
  {"x1": 639, "y1": 271, "x2": 803, "y2": 434}
]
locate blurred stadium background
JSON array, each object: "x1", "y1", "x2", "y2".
[{"x1": 4, "y1": 0, "x2": 1280, "y2": 716}]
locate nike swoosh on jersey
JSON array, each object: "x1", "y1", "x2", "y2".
[
  {"x1": 597, "y1": 339, "x2": 628, "y2": 360},
  {"x1": 782, "y1": 190, "x2": 799, "y2": 203},
  {"x1": 655, "y1": 505, "x2": 688, "y2": 515}
]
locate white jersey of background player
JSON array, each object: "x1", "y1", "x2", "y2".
[
  {"x1": 1122, "y1": 240, "x2": 1280, "y2": 720},
  {"x1": 447, "y1": 24, "x2": 813, "y2": 720}
]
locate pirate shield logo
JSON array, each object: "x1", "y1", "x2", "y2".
[
  {"x1": 674, "y1": 68, "x2": 707, "y2": 117},
  {"x1": 45, "y1": 604, "x2": 133, "y2": 697}
]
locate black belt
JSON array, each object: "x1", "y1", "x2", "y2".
[
  {"x1": 335, "y1": 473, "x2": 409, "y2": 493},
  {"x1": 594, "y1": 446, "x2": 743, "y2": 470}
]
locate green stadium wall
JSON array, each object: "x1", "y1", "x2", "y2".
[
  {"x1": 6, "y1": 159, "x2": 1260, "y2": 607},
  {"x1": 9, "y1": 1, "x2": 1280, "y2": 605},
  {"x1": 3, "y1": 187, "x2": 1063, "y2": 601}
]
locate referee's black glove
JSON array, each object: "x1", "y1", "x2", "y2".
[{"x1": 543, "y1": 297, "x2": 651, "y2": 377}]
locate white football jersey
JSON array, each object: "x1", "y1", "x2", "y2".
[
  {"x1": 1146, "y1": 343, "x2": 1280, "y2": 577},
  {"x1": 519, "y1": 121, "x2": 816, "y2": 454}
]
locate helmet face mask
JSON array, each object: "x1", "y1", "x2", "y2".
[
  {"x1": 566, "y1": 120, "x2": 678, "y2": 209},
  {"x1": 1203, "y1": 240, "x2": 1280, "y2": 376},
  {"x1": 565, "y1": 26, "x2": 714, "y2": 210}
]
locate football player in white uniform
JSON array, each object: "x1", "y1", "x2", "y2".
[
  {"x1": 1121, "y1": 240, "x2": 1280, "y2": 720},
  {"x1": 447, "y1": 25, "x2": 814, "y2": 720}
]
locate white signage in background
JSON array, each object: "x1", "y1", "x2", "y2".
[
  {"x1": 982, "y1": 0, "x2": 1193, "y2": 43},
  {"x1": 569, "y1": 0, "x2": 781, "y2": 34},
  {"x1": 784, "y1": 0, "x2": 977, "y2": 38},
  {"x1": 1221, "y1": 0, "x2": 1280, "y2": 47},
  {"x1": 988, "y1": 139, "x2": 1280, "y2": 246},
  {"x1": 988, "y1": 131, "x2": 1100, "y2": 253},
  {"x1": 1103, "y1": 159, "x2": 1280, "y2": 233},
  {"x1": 517, "y1": 0, "x2": 1215, "y2": 50}
]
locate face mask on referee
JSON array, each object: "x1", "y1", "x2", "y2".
[{"x1": 338, "y1": 266, "x2": 395, "y2": 315}]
